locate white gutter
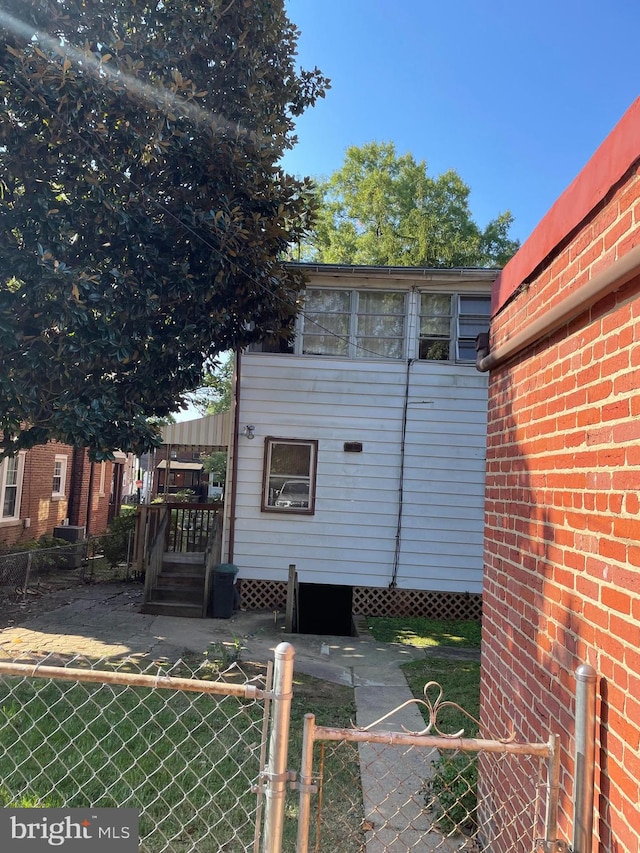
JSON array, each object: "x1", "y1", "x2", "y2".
[{"x1": 476, "y1": 242, "x2": 640, "y2": 372}]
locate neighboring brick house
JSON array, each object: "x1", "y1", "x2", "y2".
[
  {"x1": 479, "y1": 97, "x2": 640, "y2": 850},
  {"x1": 0, "y1": 442, "x2": 119, "y2": 548}
]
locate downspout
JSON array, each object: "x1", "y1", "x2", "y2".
[
  {"x1": 227, "y1": 349, "x2": 241, "y2": 563},
  {"x1": 84, "y1": 455, "x2": 95, "y2": 537},
  {"x1": 390, "y1": 358, "x2": 413, "y2": 588},
  {"x1": 67, "y1": 446, "x2": 84, "y2": 525},
  {"x1": 476, "y1": 242, "x2": 640, "y2": 372}
]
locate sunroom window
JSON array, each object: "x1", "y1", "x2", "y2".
[
  {"x1": 301, "y1": 289, "x2": 405, "y2": 358},
  {"x1": 419, "y1": 293, "x2": 491, "y2": 361}
]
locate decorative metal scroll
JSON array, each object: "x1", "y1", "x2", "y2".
[{"x1": 359, "y1": 679, "x2": 516, "y2": 743}]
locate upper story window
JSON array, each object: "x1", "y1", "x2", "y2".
[
  {"x1": 1, "y1": 453, "x2": 25, "y2": 521},
  {"x1": 250, "y1": 286, "x2": 491, "y2": 362},
  {"x1": 52, "y1": 455, "x2": 68, "y2": 498},
  {"x1": 302, "y1": 289, "x2": 406, "y2": 359},
  {"x1": 419, "y1": 293, "x2": 491, "y2": 362}
]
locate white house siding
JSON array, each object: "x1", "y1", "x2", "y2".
[{"x1": 233, "y1": 353, "x2": 488, "y2": 593}]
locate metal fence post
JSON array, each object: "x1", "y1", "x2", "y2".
[
  {"x1": 572, "y1": 663, "x2": 596, "y2": 853},
  {"x1": 543, "y1": 733, "x2": 561, "y2": 849},
  {"x1": 262, "y1": 642, "x2": 295, "y2": 853},
  {"x1": 296, "y1": 713, "x2": 316, "y2": 853}
]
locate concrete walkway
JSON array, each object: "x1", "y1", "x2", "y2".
[{"x1": 0, "y1": 582, "x2": 480, "y2": 851}]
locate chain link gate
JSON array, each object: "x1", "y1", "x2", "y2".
[{"x1": 294, "y1": 699, "x2": 561, "y2": 852}]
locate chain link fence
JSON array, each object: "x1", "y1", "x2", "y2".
[
  {"x1": 0, "y1": 530, "x2": 138, "y2": 608},
  {"x1": 0, "y1": 653, "x2": 270, "y2": 853},
  {"x1": 0, "y1": 643, "x2": 566, "y2": 853}
]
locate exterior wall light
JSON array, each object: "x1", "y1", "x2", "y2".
[{"x1": 242, "y1": 425, "x2": 255, "y2": 440}]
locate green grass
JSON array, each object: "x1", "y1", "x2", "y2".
[
  {"x1": 283, "y1": 674, "x2": 363, "y2": 852},
  {"x1": 0, "y1": 655, "x2": 361, "y2": 853},
  {"x1": 367, "y1": 616, "x2": 481, "y2": 648},
  {"x1": 402, "y1": 657, "x2": 481, "y2": 836}
]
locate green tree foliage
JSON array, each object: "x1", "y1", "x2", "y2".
[
  {"x1": 201, "y1": 450, "x2": 227, "y2": 484},
  {"x1": 0, "y1": 0, "x2": 328, "y2": 458},
  {"x1": 195, "y1": 354, "x2": 234, "y2": 415},
  {"x1": 308, "y1": 142, "x2": 518, "y2": 269}
]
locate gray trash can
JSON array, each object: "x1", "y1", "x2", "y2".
[{"x1": 211, "y1": 563, "x2": 239, "y2": 619}]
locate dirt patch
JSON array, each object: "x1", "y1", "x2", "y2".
[{"x1": 0, "y1": 573, "x2": 142, "y2": 630}]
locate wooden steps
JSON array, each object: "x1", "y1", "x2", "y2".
[{"x1": 141, "y1": 552, "x2": 207, "y2": 618}]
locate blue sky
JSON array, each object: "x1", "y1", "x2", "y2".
[{"x1": 282, "y1": 0, "x2": 640, "y2": 245}]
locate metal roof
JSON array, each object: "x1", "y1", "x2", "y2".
[
  {"x1": 287, "y1": 262, "x2": 500, "y2": 280},
  {"x1": 161, "y1": 411, "x2": 231, "y2": 447},
  {"x1": 156, "y1": 460, "x2": 204, "y2": 470}
]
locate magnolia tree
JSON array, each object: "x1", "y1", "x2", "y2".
[{"x1": 0, "y1": 0, "x2": 328, "y2": 457}]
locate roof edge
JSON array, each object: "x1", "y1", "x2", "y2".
[
  {"x1": 493, "y1": 96, "x2": 640, "y2": 314},
  {"x1": 287, "y1": 262, "x2": 499, "y2": 280}
]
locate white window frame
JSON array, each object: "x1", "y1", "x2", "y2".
[
  {"x1": 52, "y1": 454, "x2": 68, "y2": 498},
  {"x1": 0, "y1": 452, "x2": 26, "y2": 522},
  {"x1": 98, "y1": 462, "x2": 107, "y2": 497}
]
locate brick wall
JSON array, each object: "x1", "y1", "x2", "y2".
[
  {"x1": 0, "y1": 443, "x2": 113, "y2": 548},
  {"x1": 482, "y1": 150, "x2": 640, "y2": 849}
]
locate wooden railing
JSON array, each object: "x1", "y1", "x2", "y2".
[
  {"x1": 133, "y1": 504, "x2": 168, "y2": 573},
  {"x1": 165, "y1": 502, "x2": 223, "y2": 553},
  {"x1": 134, "y1": 503, "x2": 224, "y2": 611},
  {"x1": 133, "y1": 502, "x2": 224, "y2": 569},
  {"x1": 141, "y1": 506, "x2": 168, "y2": 607}
]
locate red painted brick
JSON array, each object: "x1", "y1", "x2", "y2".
[
  {"x1": 483, "y1": 154, "x2": 640, "y2": 853},
  {"x1": 601, "y1": 586, "x2": 632, "y2": 615}
]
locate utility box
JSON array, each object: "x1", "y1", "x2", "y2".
[
  {"x1": 53, "y1": 525, "x2": 86, "y2": 543},
  {"x1": 53, "y1": 525, "x2": 86, "y2": 569}
]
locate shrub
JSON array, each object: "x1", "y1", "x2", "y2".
[
  {"x1": 99, "y1": 512, "x2": 137, "y2": 567},
  {"x1": 424, "y1": 750, "x2": 478, "y2": 835}
]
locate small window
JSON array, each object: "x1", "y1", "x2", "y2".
[
  {"x1": 419, "y1": 294, "x2": 452, "y2": 360},
  {"x1": 52, "y1": 455, "x2": 68, "y2": 497},
  {"x1": 1, "y1": 453, "x2": 25, "y2": 521},
  {"x1": 356, "y1": 291, "x2": 405, "y2": 357},
  {"x1": 302, "y1": 289, "x2": 351, "y2": 356},
  {"x1": 457, "y1": 295, "x2": 492, "y2": 360},
  {"x1": 262, "y1": 438, "x2": 317, "y2": 514},
  {"x1": 419, "y1": 293, "x2": 491, "y2": 362}
]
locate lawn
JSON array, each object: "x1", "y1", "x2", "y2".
[
  {"x1": 367, "y1": 615, "x2": 481, "y2": 648},
  {"x1": 402, "y1": 657, "x2": 480, "y2": 737},
  {"x1": 0, "y1": 653, "x2": 360, "y2": 853},
  {"x1": 404, "y1": 658, "x2": 481, "y2": 837}
]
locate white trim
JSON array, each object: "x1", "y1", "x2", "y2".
[
  {"x1": 98, "y1": 462, "x2": 107, "y2": 497},
  {"x1": 0, "y1": 452, "x2": 26, "y2": 522}
]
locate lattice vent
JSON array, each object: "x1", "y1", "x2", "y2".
[
  {"x1": 238, "y1": 579, "x2": 287, "y2": 612},
  {"x1": 352, "y1": 587, "x2": 482, "y2": 621},
  {"x1": 239, "y1": 579, "x2": 481, "y2": 621}
]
